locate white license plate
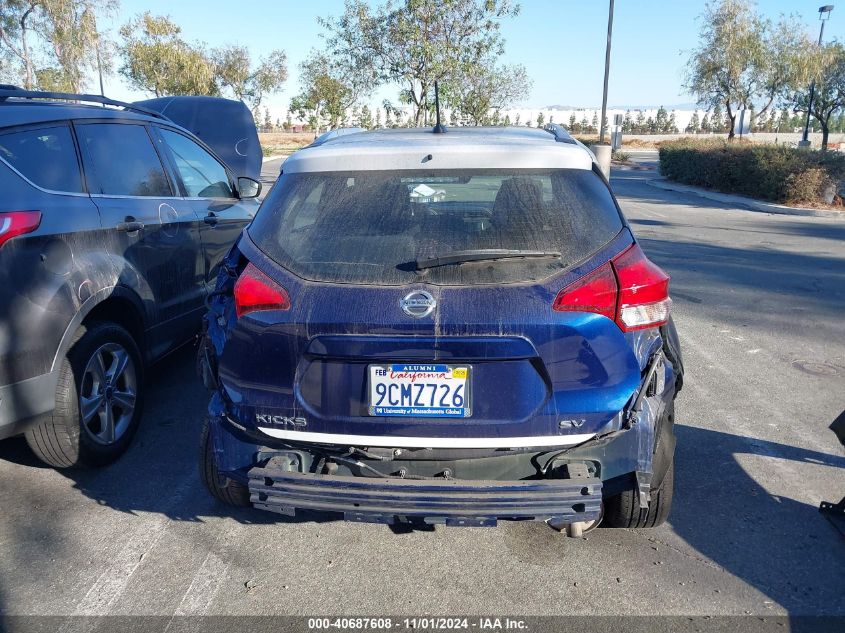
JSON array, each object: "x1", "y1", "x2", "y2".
[{"x1": 368, "y1": 364, "x2": 471, "y2": 417}]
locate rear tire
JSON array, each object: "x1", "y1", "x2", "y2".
[
  {"x1": 603, "y1": 403, "x2": 676, "y2": 529},
  {"x1": 25, "y1": 322, "x2": 143, "y2": 468},
  {"x1": 200, "y1": 418, "x2": 251, "y2": 507},
  {"x1": 603, "y1": 459, "x2": 674, "y2": 529}
]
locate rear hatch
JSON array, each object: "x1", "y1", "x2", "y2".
[{"x1": 218, "y1": 168, "x2": 665, "y2": 446}]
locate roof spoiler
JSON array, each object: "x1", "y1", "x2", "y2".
[
  {"x1": 0, "y1": 86, "x2": 169, "y2": 121},
  {"x1": 542, "y1": 123, "x2": 577, "y2": 145}
]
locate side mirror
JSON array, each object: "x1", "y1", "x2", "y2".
[{"x1": 237, "y1": 176, "x2": 261, "y2": 199}]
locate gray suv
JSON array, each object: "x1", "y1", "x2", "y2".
[{"x1": 0, "y1": 87, "x2": 261, "y2": 468}]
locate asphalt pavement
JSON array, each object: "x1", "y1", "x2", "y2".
[{"x1": 0, "y1": 156, "x2": 843, "y2": 623}]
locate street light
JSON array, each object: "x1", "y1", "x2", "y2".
[
  {"x1": 598, "y1": 0, "x2": 615, "y2": 144},
  {"x1": 800, "y1": 5, "x2": 834, "y2": 147}
]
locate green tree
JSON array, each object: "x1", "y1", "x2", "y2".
[
  {"x1": 536, "y1": 111, "x2": 545, "y2": 128},
  {"x1": 791, "y1": 42, "x2": 845, "y2": 150},
  {"x1": 447, "y1": 61, "x2": 530, "y2": 126},
  {"x1": 39, "y1": 0, "x2": 117, "y2": 92},
  {"x1": 213, "y1": 45, "x2": 287, "y2": 109},
  {"x1": 383, "y1": 100, "x2": 395, "y2": 128},
  {"x1": 685, "y1": 0, "x2": 812, "y2": 138},
  {"x1": 668, "y1": 111, "x2": 679, "y2": 133},
  {"x1": 360, "y1": 104, "x2": 374, "y2": 129},
  {"x1": 119, "y1": 13, "x2": 218, "y2": 97},
  {"x1": 1, "y1": 0, "x2": 114, "y2": 91},
  {"x1": 289, "y1": 49, "x2": 357, "y2": 132},
  {"x1": 321, "y1": 0, "x2": 520, "y2": 126},
  {"x1": 0, "y1": 1, "x2": 39, "y2": 88},
  {"x1": 686, "y1": 112, "x2": 701, "y2": 133},
  {"x1": 503, "y1": 113, "x2": 511, "y2": 126},
  {"x1": 655, "y1": 106, "x2": 668, "y2": 133},
  {"x1": 700, "y1": 113, "x2": 711, "y2": 133},
  {"x1": 711, "y1": 103, "x2": 723, "y2": 132},
  {"x1": 777, "y1": 108, "x2": 790, "y2": 132},
  {"x1": 634, "y1": 110, "x2": 645, "y2": 133},
  {"x1": 590, "y1": 112, "x2": 598, "y2": 133}
]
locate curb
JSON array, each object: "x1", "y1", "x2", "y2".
[
  {"x1": 646, "y1": 178, "x2": 845, "y2": 219},
  {"x1": 261, "y1": 154, "x2": 288, "y2": 164}
]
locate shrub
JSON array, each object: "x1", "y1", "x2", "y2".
[{"x1": 658, "y1": 139, "x2": 845, "y2": 205}]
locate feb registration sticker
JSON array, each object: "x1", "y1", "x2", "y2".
[{"x1": 368, "y1": 364, "x2": 471, "y2": 418}]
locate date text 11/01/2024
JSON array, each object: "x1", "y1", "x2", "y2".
[{"x1": 307, "y1": 617, "x2": 528, "y2": 630}]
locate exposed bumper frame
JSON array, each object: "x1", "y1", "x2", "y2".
[{"x1": 248, "y1": 466, "x2": 603, "y2": 526}]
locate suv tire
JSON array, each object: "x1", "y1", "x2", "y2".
[
  {"x1": 200, "y1": 418, "x2": 251, "y2": 507},
  {"x1": 25, "y1": 322, "x2": 144, "y2": 468},
  {"x1": 603, "y1": 402, "x2": 676, "y2": 529}
]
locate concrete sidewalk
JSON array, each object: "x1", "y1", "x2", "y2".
[{"x1": 647, "y1": 177, "x2": 845, "y2": 220}]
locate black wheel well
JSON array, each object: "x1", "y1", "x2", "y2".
[{"x1": 82, "y1": 297, "x2": 145, "y2": 352}]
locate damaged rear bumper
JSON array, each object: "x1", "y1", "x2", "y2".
[{"x1": 249, "y1": 466, "x2": 602, "y2": 527}]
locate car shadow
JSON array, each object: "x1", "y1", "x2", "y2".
[
  {"x1": 0, "y1": 344, "x2": 338, "y2": 529},
  {"x1": 669, "y1": 422, "x2": 845, "y2": 614}
]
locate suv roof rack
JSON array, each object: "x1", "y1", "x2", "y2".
[
  {"x1": 0, "y1": 86, "x2": 170, "y2": 121},
  {"x1": 543, "y1": 123, "x2": 577, "y2": 145}
]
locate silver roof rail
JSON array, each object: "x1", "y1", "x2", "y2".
[
  {"x1": 543, "y1": 123, "x2": 577, "y2": 145},
  {"x1": 308, "y1": 127, "x2": 367, "y2": 148}
]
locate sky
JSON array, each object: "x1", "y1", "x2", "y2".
[{"x1": 99, "y1": 0, "x2": 845, "y2": 116}]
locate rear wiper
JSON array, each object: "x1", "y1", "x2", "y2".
[{"x1": 413, "y1": 249, "x2": 562, "y2": 270}]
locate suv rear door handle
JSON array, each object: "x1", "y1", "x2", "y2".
[
  {"x1": 203, "y1": 213, "x2": 218, "y2": 226},
  {"x1": 116, "y1": 220, "x2": 144, "y2": 232}
]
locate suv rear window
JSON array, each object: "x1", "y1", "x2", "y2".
[
  {"x1": 0, "y1": 125, "x2": 83, "y2": 193},
  {"x1": 249, "y1": 169, "x2": 624, "y2": 285}
]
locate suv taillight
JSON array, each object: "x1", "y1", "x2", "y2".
[
  {"x1": 554, "y1": 244, "x2": 670, "y2": 332},
  {"x1": 233, "y1": 263, "x2": 290, "y2": 318},
  {"x1": 0, "y1": 211, "x2": 41, "y2": 248}
]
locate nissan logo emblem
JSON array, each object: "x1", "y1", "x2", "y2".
[{"x1": 400, "y1": 290, "x2": 436, "y2": 318}]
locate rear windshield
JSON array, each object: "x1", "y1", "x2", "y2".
[{"x1": 249, "y1": 169, "x2": 624, "y2": 286}]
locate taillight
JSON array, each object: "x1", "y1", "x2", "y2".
[
  {"x1": 233, "y1": 263, "x2": 290, "y2": 318},
  {"x1": 553, "y1": 243, "x2": 670, "y2": 332},
  {"x1": 0, "y1": 211, "x2": 41, "y2": 248},
  {"x1": 613, "y1": 244, "x2": 671, "y2": 331},
  {"x1": 552, "y1": 262, "x2": 617, "y2": 319}
]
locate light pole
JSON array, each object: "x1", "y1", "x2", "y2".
[
  {"x1": 800, "y1": 5, "x2": 834, "y2": 147},
  {"x1": 599, "y1": 0, "x2": 615, "y2": 144}
]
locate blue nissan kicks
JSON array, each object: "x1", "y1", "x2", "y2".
[{"x1": 199, "y1": 125, "x2": 683, "y2": 534}]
